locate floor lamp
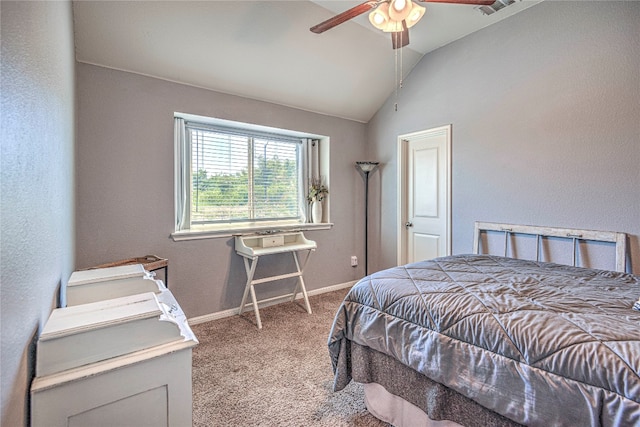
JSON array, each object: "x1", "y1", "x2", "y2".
[{"x1": 356, "y1": 161, "x2": 380, "y2": 276}]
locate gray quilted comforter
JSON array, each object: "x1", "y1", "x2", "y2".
[{"x1": 328, "y1": 255, "x2": 640, "y2": 426}]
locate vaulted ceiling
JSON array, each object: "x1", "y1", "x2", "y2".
[{"x1": 72, "y1": 0, "x2": 542, "y2": 122}]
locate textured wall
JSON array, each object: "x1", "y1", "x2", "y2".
[
  {"x1": 0, "y1": 1, "x2": 76, "y2": 425},
  {"x1": 75, "y1": 64, "x2": 367, "y2": 319},
  {"x1": 367, "y1": 1, "x2": 640, "y2": 273}
]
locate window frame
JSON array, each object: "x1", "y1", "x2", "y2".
[{"x1": 172, "y1": 113, "x2": 332, "y2": 241}]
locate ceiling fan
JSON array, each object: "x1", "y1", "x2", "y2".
[{"x1": 310, "y1": 0, "x2": 495, "y2": 49}]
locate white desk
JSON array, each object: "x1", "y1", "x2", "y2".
[{"x1": 235, "y1": 232, "x2": 316, "y2": 329}]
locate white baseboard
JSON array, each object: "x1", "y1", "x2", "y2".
[{"x1": 187, "y1": 280, "x2": 357, "y2": 325}]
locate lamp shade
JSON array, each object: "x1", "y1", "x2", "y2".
[
  {"x1": 388, "y1": 0, "x2": 413, "y2": 21},
  {"x1": 368, "y1": 3, "x2": 390, "y2": 30},
  {"x1": 405, "y1": 2, "x2": 425, "y2": 28},
  {"x1": 356, "y1": 161, "x2": 380, "y2": 173}
]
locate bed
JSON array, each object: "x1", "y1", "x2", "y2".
[{"x1": 329, "y1": 222, "x2": 640, "y2": 427}]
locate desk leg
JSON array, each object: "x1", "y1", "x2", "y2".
[
  {"x1": 291, "y1": 251, "x2": 312, "y2": 315},
  {"x1": 164, "y1": 265, "x2": 168, "y2": 288},
  {"x1": 239, "y1": 256, "x2": 262, "y2": 329}
]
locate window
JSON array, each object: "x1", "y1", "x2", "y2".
[
  {"x1": 174, "y1": 114, "x2": 329, "y2": 238},
  {"x1": 189, "y1": 124, "x2": 301, "y2": 224}
]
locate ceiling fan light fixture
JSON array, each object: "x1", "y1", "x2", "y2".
[
  {"x1": 388, "y1": 0, "x2": 413, "y2": 21},
  {"x1": 370, "y1": 0, "x2": 424, "y2": 33}
]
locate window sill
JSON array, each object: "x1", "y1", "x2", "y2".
[{"x1": 170, "y1": 222, "x2": 334, "y2": 242}]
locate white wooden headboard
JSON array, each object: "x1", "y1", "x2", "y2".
[{"x1": 473, "y1": 221, "x2": 628, "y2": 273}]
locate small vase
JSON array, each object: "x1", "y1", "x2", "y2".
[{"x1": 312, "y1": 201, "x2": 323, "y2": 224}]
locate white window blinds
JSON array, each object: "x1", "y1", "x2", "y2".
[{"x1": 186, "y1": 123, "x2": 302, "y2": 225}]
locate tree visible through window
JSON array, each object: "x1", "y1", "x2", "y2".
[{"x1": 187, "y1": 125, "x2": 301, "y2": 225}]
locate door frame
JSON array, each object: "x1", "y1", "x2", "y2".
[{"x1": 397, "y1": 125, "x2": 452, "y2": 265}]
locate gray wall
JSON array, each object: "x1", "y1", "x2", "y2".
[
  {"x1": 367, "y1": 1, "x2": 640, "y2": 274},
  {"x1": 1, "y1": 1, "x2": 76, "y2": 425},
  {"x1": 75, "y1": 64, "x2": 367, "y2": 319}
]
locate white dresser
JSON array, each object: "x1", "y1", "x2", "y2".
[
  {"x1": 31, "y1": 290, "x2": 198, "y2": 427},
  {"x1": 66, "y1": 263, "x2": 165, "y2": 306}
]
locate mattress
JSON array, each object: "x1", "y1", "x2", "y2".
[{"x1": 328, "y1": 255, "x2": 640, "y2": 426}]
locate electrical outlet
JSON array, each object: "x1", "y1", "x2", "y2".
[{"x1": 351, "y1": 256, "x2": 358, "y2": 267}]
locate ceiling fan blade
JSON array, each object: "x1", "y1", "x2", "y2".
[
  {"x1": 391, "y1": 21, "x2": 410, "y2": 49},
  {"x1": 310, "y1": 1, "x2": 381, "y2": 34},
  {"x1": 419, "y1": 0, "x2": 495, "y2": 5}
]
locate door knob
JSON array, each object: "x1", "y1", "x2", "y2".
[{"x1": 405, "y1": 221, "x2": 413, "y2": 228}]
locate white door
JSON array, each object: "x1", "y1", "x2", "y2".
[{"x1": 397, "y1": 125, "x2": 451, "y2": 265}]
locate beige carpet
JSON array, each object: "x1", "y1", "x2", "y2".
[{"x1": 191, "y1": 288, "x2": 390, "y2": 426}]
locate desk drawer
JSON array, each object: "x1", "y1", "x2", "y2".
[{"x1": 260, "y1": 235, "x2": 284, "y2": 248}]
